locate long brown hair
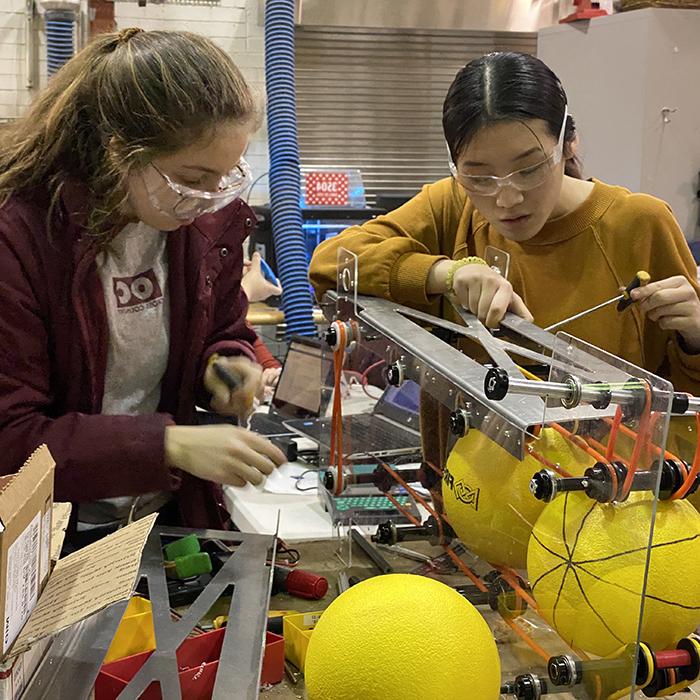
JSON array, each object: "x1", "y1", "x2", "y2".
[{"x1": 0, "y1": 28, "x2": 259, "y2": 239}]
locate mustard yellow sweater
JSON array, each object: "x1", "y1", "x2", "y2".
[{"x1": 310, "y1": 178, "x2": 700, "y2": 395}]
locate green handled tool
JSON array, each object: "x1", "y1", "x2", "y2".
[{"x1": 545, "y1": 270, "x2": 650, "y2": 333}]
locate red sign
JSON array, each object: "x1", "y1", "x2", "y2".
[{"x1": 305, "y1": 171, "x2": 349, "y2": 206}]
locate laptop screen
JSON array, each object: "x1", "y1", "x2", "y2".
[
  {"x1": 381, "y1": 381, "x2": 420, "y2": 414},
  {"x1": 272, "y1": 337, "x2": 331, "y2": 419},
  {"x1": 373, "y1": 380, "x2": 420, "y2": 426}
]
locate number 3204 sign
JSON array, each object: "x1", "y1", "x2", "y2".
[{"x1": 305, "y1": 171, "x2": 349, "y2": 206}]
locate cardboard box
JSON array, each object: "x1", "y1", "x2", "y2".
[
  {"x1": 0, "y1": 445, "x2": 156, "y2": 699},
  {"x1": 0, "y1": 500, "x2": 72, "y2": 700},
  {"x1": 0, "y1": 637, "x2": 51, "y2": 700},
  {"x1": 0, "y1": 446, "x2": 55, "y2": 657}
]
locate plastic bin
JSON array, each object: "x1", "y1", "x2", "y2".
[
  {"x1": 95, "y1": 628, "x2": 284, "y2": 699},
  {"x1": 103, "y1": 596, "x2": 156, "y2": 664},
  {"x1": 282, "y1": 610, "x2": 324, "y2": 670}
]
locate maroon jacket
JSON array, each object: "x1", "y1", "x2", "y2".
[{"x1": 0, "y1": 184, "x2": 257, "y2": 529}]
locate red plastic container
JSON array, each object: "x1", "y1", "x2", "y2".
[{"x1": 95, "y1": 629, "x2": 284, "y2": 700}]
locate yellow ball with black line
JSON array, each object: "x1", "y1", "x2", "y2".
[
  {"x1": 304, "y1": 573, "x2": 501, "y2": 700},
  {"x1": 442, "y1": 427, "x2": 595, "y2": 569},
  {"x1": 528, "y1": 492, "x2": 700, "y2": 657}
]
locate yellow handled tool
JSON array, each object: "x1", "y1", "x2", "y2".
[{"x1": 545, "y1": 271, "x2": 650, "y2": 333}]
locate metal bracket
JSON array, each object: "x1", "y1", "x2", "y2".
[{"x1": 325, "y1": 290, "x2": 622, "y2": 459}]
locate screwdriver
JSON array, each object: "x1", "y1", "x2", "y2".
[
  {"x1": 212, "y1": 360, "x2": 240, "y2": 390},
  {"x1": 544, "y1": 270, "x2": 650, "y2": 333}
]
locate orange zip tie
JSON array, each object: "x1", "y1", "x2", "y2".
[
  {"x1": 376, "y1": 466, "x2": 558, "y2": 662},
  {"x1": 606, "y1": 419, "x2": 679, "y2": 462},
  {"x1": 424, "y1": 460, "x2": 443, "y2": 478},
  {"x1": 373, "y1": 465, "x2": 487, "y2": 593},
  {"x1": 517, "y1": 365, "x2": 682, "y2": 470},
  {"x1": 594, "y1": 674, "x2": 602, "y2": 700},
  {"x1": 516, "y1": 365, "x2": 610, "y2": 464},
  {"x1": 384, "y1": 491, "x2": 421, "y2": 527},
  {"x1": 376, "y1": 460, "x2": 545, "y2": 618},
  {"x1": 444, "y1": 547, "x2": 488, "y2": 591}
]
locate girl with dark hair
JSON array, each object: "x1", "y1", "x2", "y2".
[
  {"x1": 310, "y1": 52, "x2": 700, "y2": 493},
  {"x1": 0, "y1": 28, "x2": 285, "y2": 545},
  {"x1": 310, "y1": 52, "x2": 700, "y2": 391}
]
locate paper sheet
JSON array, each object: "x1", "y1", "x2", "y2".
[
  {"x1": 11, "y1": 513, "x2": 156, "y2": 655},
  {"x1": 263, "y1": 463, "x2": 318, "y2": 495}
]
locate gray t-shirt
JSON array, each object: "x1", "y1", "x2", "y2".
[{"x1": 78, "y1": 222, "x2": 172, "y2": 530}]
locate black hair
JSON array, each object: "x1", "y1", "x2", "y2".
[{"x1": 442, "y1": 52, "x2": 581, "y2": 178}]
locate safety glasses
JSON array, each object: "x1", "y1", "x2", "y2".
[
  {"x1": 146, "y1": 157, "x2": 252, "y2": 220},
  {"x1": 449, "y1": 106, "x2": 568, "y2": 196}
]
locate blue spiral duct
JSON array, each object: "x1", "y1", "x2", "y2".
[
  {"x1": 263, "y1": 0, "x2": 317, "y2": 338},
  {"x1": 45, "y1": 10, "x2": 75, "y2": 77}
]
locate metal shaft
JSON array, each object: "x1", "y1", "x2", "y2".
[
  {"x1": 501, "y1": 376, "x2": 700, "y2": 414},
  {"x1": 544, "y1": 294, "x2": 622, "y2": 333}
]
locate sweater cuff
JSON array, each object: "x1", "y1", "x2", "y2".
[{"x1": 390, "y1": 252, "x2": 446, "y2": 306}]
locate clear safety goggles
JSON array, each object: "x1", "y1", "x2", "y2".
[
  {"x1": 146, "y1": 157, "x2": 252, "y2": 221},
  {"x1": 449, "y1": 106, "x2": 568, "y2": 196}
]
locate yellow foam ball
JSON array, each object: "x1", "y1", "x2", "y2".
[
  {"x1": 442, "y1": 427, "x2": 595, "y2": 569},
  {"x1": 528, "y1": 492, "x2": 700, "y2": 657},
  {"x1": 304, "y1": 574, "x2": 501, "y2": 700}
]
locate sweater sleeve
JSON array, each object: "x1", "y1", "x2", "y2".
[
  {"x1": 629, "y1": 197, "x2": 700, "y2": 394},
  {"x1": 253, "y1": 333, "x2": 281, "y2": 370},
  {"x1": 309, "y1": 179, "x2": 463, "y2": 308},
  {"x1": 655, "y1": 221, "x2": 700, "y2": 394}
]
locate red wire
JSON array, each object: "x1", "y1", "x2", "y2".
[{"x1": 360, "y1": 359, "x2": 385, "y2": 382}]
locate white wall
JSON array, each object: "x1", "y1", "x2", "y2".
[
  {"x1": 540, "y1": 9, "x2": 700, "y2": 240},
  {"x1": 115, "y1": 0, "x2": 270, "y2": 205},
  {"x1": 0, "y1": 0, "x2": 269, "y2": 203},
  {"x1": 0, "y1": 0, "x2": 45, "y2": 120}
]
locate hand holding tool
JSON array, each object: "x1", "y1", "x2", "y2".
[{"x1": 545, "y1": 271, "x2": 650, "y2": 333}]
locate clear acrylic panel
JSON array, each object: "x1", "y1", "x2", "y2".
[{"x1": 484, "y1": 244, "x2": 510, "y2": 279}]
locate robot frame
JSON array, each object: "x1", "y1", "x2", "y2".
[{"x1": 316, "y1": 248, "x2": 700, "y2": 700}]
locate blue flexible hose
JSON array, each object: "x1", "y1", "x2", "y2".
[
  {"x1": 45, "y1": 10, "x2": 76, "y2": 77},
  {"x1": 263, "y1": 0, "x2": 317, "y2": 338}
]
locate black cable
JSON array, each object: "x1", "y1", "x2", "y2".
[{"x1": 294, "y1": 468, "x2": 319, "y2": 492}]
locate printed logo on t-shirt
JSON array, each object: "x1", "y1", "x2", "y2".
[{"x1": 112, "y1": 269, "x2": 164, "y2": 314}]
